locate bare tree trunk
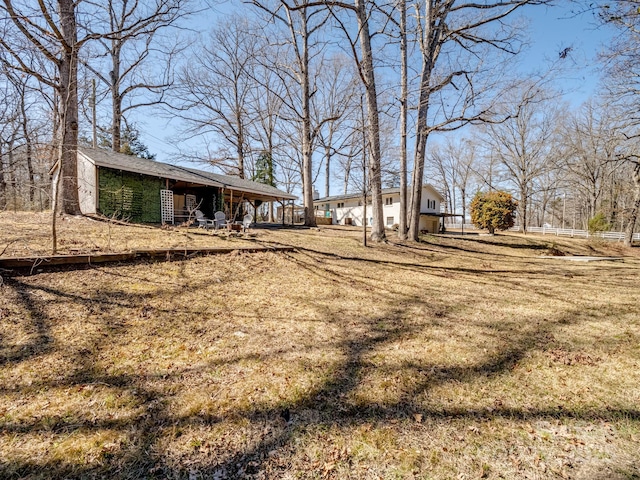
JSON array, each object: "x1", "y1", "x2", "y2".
[
  {"x1": 297, "y1": 10, "x2": 316, "y2": 227},
  {"x1": 59, "y1": 0, "x2": 81, "y2": 215},
  {"x1": 52, "y1": 87, "x2": 60, "y2": 143},
  {"x1": 624, "y1": 162, "x2": 640, "y2": 247},
  {"x1": 343, "y1": 157, "x2": 351, "y2": 195},
  {"x1": 461, "y1": 187, "x2": 466, "y2": 228},
  {"x1": 236, "y1": 122, "x2": 245, "y2": 179},
  {"x1": 408, "y1": 2, "x2": 438, "y2": 241},
  {"x1": 0, "y1": 147, "x2": 5, "y2": 210},
  {"x1": 111, "y1": 93, "x2": 122, "y2": 152},
  {"x1": 18, "y1": 83, "x2": 35, "y2": 203},
  {"x1": 111, "y1": 40, "x2": 122, "y2": 152},
  {"x1": 520, "y1": 186, "x2": 528, "y2": 233},
  {"x1": 355, "y1": 0, "x2": 384, "y2": 241},
  {"x1": 325, "y1": 143, "x2": 331, "y2": 198},
  {"x1": 361, "y1": 98, "x2": 368, "y2": 246},
  {"x1": 8, "y1": 132, "x2": 17, "y2": 211},
  {"x1": 362, "y1": 197, "x2": 367, "y2": 246},
  {"x1": 397, "y1": 0, "x2": 408, "y2": 241},
  {"x1": 51, "y1": 158, "x2": 61, "y2": 254},
  {"x1": 235, "y1": 83, "x2": 246, "y2": 178},
  {"x1": 408, "y1": 128, "x2": 428, "y2": 239}
]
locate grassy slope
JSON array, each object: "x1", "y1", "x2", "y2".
[{"x1": 1, "y1": 214, "x2": 639, "y2": 479}]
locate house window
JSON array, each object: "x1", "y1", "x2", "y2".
[
  {"x1": 337, "y1": 202, "x2": 345, "y2": 208},
  {"x1": 385, "y1": 197, "x2": 393, "y2": 206},
  {"x1": 186, "y1": 194, "x2": 197, "y2": 212},
  {"x1": 386, "y1": 216, "x2": 394, "y2": 225}
]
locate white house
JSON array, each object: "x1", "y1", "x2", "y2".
[{"x1": 313, "y1": 185, "x2": 445, "y2": 233}]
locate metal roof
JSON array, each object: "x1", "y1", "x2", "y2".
[{"x1": 79, "y1": 148, "x2": 297, "y2": 201}]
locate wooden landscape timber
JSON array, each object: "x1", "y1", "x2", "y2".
[{"x1": 0, "y1": 246, "x2": 295, "y2": 271}]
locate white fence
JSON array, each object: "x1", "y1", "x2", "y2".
[{"x1": 445, "y1": 223, "x2": 640, "y2": 242}]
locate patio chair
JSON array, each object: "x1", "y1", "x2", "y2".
[
  {"x1": 241, "y1": 214, "x2": 253, "y2": 233},
  {"x1": 213, "y1": 211, "x2": 228, "y2": 230},
  {"x1": 195, "y1": 210, "x2": 215, "y2": 229}
]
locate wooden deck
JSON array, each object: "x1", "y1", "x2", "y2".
[{"x1": 0, "y1": 246, "x2": 295, "y2": 271}]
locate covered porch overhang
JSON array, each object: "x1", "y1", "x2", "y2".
[
  {"x1": 418, "y1": 212, "x2": 463, "y2": 233},
  {"x1": 219, "y1": 187, "x2": 297, "y2": 224},
  {"x1": 168, "y1": 178, "x2": 296, "y2": 225}
]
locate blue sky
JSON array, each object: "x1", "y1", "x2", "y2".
[
  {"x1": 520, "y1": 2, "x2": 614, "y2": 104},
  {"x1": 138, "y1": 2, "x2": 616, "y2": 164}
]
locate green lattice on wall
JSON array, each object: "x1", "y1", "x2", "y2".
[{"x1": 98, "y1": 168, "x2": 163, "y2": 223}]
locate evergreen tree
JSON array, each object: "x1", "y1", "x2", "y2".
[
  {"x1": 119, "y1": 128, "x2": 156, "y2": 160},
  {"x1": 253, "y1": 151, "x2": 275, "y2": 186},
  {"x1": 94, "y1": 126, "x2": 156, "y2": 160}
]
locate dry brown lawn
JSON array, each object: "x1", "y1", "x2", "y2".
[{"x1": 1, "y1": 212, "x2": 639, "y2": 479}]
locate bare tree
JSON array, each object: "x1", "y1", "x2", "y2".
[
  {"x1": 398, "y1": 0, "x2": 409, "y2": 240},
  {"x1": 284, "y1": 0, "x2": 387, "y2": 239},
  {"x1": 406, "y1": 0, "x2": 552, "y2": 241},
  {"x1": 623, "y1": 159, "x2": 640, "y2": 244},
  {"x1": 1, "y1": 33, "x2": 56, "y2": 211},
  {"x1": 337, "y1": 0, "x2": 386, "y2": 241},
  {"x1": 598, "y1": 0, "x2": 640, "y2": 245},
  {"x1": 170, "y1": 16, "x2": 260, "y2": 178},
  {"x1": 251, "y1": 0, "x2": 339, "y2": 227},
  {"x1": 248, "y1": 53, "x2": 285, "y2": 167},
  {"x1": 0, "y1": 0, "x2": 192, "y2": 214},
  {"x1": 314, "y1": 55, "x2": 360, "y2": 198},
  {"x1": 429, "y1": 144, "x2": 457, "y2": 217},
  {"x1": 428, "y1": 138, "x2": 478, "y2": 223},
  {"x1": 246, "y1": 0, "x2": 393, "y2": 240},
  {"x1": 483, "y1": 85, "x2": 562, "y2": 233},
  {"x1": 82, "y1": 0, "x2": 188, "y2": 152},
  {"x1": 560, "y1": 100, "x2": 620, "y2": 222},
  {"x1": 3, "y1": 72, "x2": 36, "y2": 203},
  {"x1": 0, "y1": 0, "x2": 88, "y2": 214},
  {"x1": 247, "y1": 55, "x2": 287, "y2": 220},
  {"x1": 0, "y1": 71, "x2": 19, "y2": 210}
]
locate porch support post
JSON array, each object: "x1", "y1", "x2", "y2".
[
  {"x1": 248, "y1": 200, "x2": 257, "y2": 224},
  {"x1": 280, "y1": 200, "x2": 285, "y2": 226}
]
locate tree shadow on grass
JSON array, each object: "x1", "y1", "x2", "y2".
[
  {"x1": 0, "y1": 278, "x2": 53, "y2": 367},
  {"x1": 0, "y1": 258, "x2": 638, "y2": 479},
  {"x1": 437, "y1": 234, "x2": 553, "y2": 250}
]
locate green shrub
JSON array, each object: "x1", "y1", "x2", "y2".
[
  {"x1": 470, "y1": 190, "x2": 518, "y2": 234},
  {"x1": 588, "y1": 212, "x2": 610, "y2": 234}
]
